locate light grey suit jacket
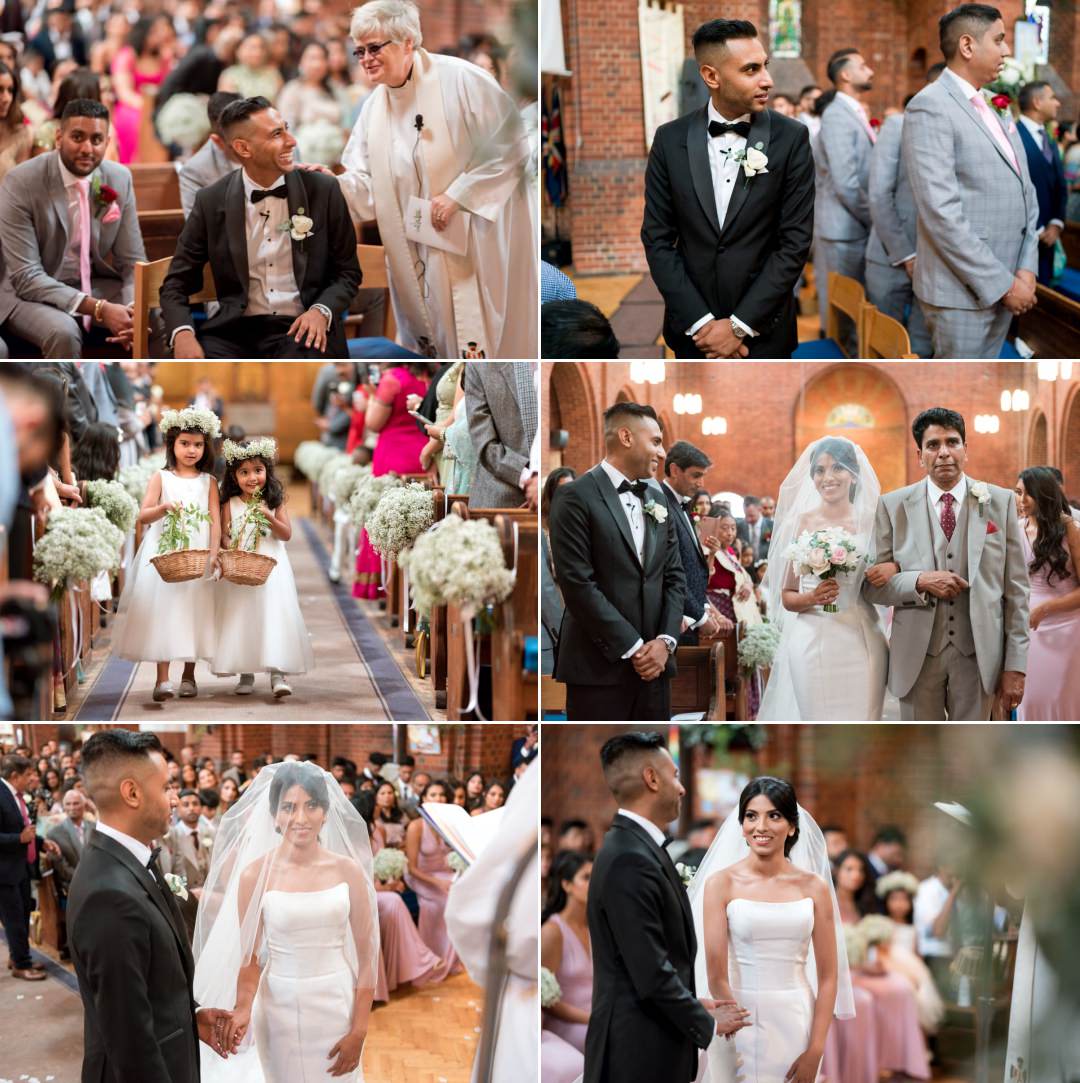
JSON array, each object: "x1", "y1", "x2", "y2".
[
  {"x1": 50, "y1": 817, "x2": 94, "y2": 895},
  {"x1": 902, "y1": 71, "x2": 1039, "y2": 309},
  {"x1": 814, "y1": 95, "x2": 874, "y2": 241},
  {"x1": 862, "y1": 477, "x2": 1029, "y2": 697},
  {"x1": 0, "y1": 153, "x2": 146, "y2": 324},
  {"x1": 867, "y1": 114, "x2": 916, "y2": 267},
  {"x1": 178, "y1": 138, "x2": 236, "y2": 218},
  {"x1": 463, "y1": 363, "x2": 536, "y2": 509}
]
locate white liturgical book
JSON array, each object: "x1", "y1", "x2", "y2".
[
  {"x1": 405, "y1": 195, "x2": 470, "y2": 256},
  {"x1": 420, "y1": 801, "x2": 505, "y2": 867}
]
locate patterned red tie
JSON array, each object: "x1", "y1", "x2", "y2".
[
  {"x1": 16, "y1": 791, "x2": 36, "y2": 864},
  {"x1": 940, "y1": 492, "x2": 956, "y2": 542}
]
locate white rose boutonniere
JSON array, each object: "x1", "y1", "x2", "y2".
[
  {"x1": 199, "y1": 835, "x2": 214, "y2": 851},
  {"x1": 969, "y1": 481, "x2": 991, "y2": 515},
  {"x1": 742, "y1": 144, "x2": 769, "y2": 178},
  {"x1": 164, "y1": 873, "x2": 189, "y2": 901},
  {"x1": 675, "y1": 862, "x2": 697, "y2": 889},
  {"x1": 644, "y1": 498, "x2": 668, "y2": 524},
  {"x1": 281, "y1": 208, "x2": 315, "y2": 244}
]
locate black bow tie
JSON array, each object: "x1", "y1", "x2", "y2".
[
  {"x1": 618, "y1": 479, "x2": 649, "y2": 500},
  {"x1": 709, "y1": 119, "x2": 751, "y2": 138},
  {"x1": 250, "y1": 185, "x2": 287, "y2": 204}
]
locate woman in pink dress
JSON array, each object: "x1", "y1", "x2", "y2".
[
  {"x1": 352, "y1": 363, "x2": 431, "y2": 599},
  {"x1": 835, "y1": 850, "x2": 931, "y2": 1080},
  {"x1": 110, "y1": 15, "x2": 175, "y2": 164},
  {"x1": 541, "y1": 851, "x2": 593, "y2": 1083},
  {"x1": 403, "y1": 779, "x2": 463, "y2": 976},
  {"x1": 1016, "y1": 467, "x2": 1080, "y2": 721}
]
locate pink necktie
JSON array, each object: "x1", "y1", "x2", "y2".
[
  {"x1": 75, "y1": 178, "x2": 92, "y2": 332},
  {"x1": 861, "y1": 105, "x2": 876, "y2": 143},
  {"x1": 940, "y1": 492, "x2": 956, "y2": 542},
  {"x1": 16, "y1": 792, "x2": 36, "y2": 864},
  {"x1": 970, "y1": 93, "x2": 1018, "y2": 172}
]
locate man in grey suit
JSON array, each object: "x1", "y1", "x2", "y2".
[
  {"x1": 49, "y1": 788, "x2": 94, "y2": 898},
  {"x1": 813, "y1": 48, "x2": 876, "y2": 346},
  {"x1": 735, "y1": 495, "x2": 773, "y2": 561},
  {"x1": 0, "y1": 99, "x2": 146, "y2": 357},
  {"x1": 865, "y1": 68, "x2": 944, "y2": 358},
  {"x1": 178, "y1": 91, "x2": 240, "y2": 218},
  {"x1": 463, "y1": 362, "x2": 538, "y2": 509},
  {"x1": 863, "y1": 407, "x2": 1029, "y2": 720},
  {"x1": 902, "y1": 4, "x2": 1039, "y2": 359}
]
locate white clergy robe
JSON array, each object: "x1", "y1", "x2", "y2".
[{"x1": 339, "y1": 49, "x2": 537, "y2": 360}]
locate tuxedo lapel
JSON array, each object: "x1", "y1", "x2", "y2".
[
  {"x1": 224, "y1": 170, "x2": 250, "y2": 292},
  {"x1": 687, "y1": 107, "x2": 722, "y2": 238},
  {"x1": 721, "y1": 108, "x2": 771, "y2": 238},
  {"x1": 904, "y1": 481, "x2": 936, "y2": 572},
  {"x1": 589, "y1": 466, "x2": 641, "y2": 567},
  {"x1": 285, "y1": 169, "x2": 309, "y2": 290},
  {"x1": 47, "y1": 154, "x2": 70, "y2": 257},
  {"x1": 642, "y1": 499, "x2": 658, "y2": 571}
]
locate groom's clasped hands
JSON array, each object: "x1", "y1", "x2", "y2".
[{"x1": 196, "y1": 1007, "x2": 244, "y2": 1059}]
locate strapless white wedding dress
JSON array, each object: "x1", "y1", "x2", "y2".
[
  {"x1": 701, "y1": 898, "x2": 818, "y2": 1083},
  {"x1": 254, "y1": 884, "x2": 362, "y2": 1083}
]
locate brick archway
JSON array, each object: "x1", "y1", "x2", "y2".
[
  {"x1": 550, "y1": 362, "x2": 602, "y2": 476},
  {"x1": 1062, "y1": 384, "x2": 1080, "y2": 503},
  {"x1": 793, "y1": 364, "x2": 909, "y2": 493},
  {"x1": 1027, "y1": 409, "x2": 1048, "y2": 469}
]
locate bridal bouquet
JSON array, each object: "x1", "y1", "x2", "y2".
[
  {"x1": 85, "y1": 479, "x2": 139, "y2": 535},
  {"x1": 785, "y1": 527, "x2": 864, "y2": 612},
  {"x1": 447, "y1": 851, "x2": 468, "y2": 875},
  {"x1": 366, "y1": 483, "x2": 434, "y2": 558},
  {"x1": 373, "y1": 848, "x2": 407, "y2": 883},
  {"x1": 33, "y1": 507, "x2": 124, "y2": 600}
]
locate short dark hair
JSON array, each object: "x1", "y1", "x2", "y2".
[
  {"x1": 178, "y1": 788, "x2": 200, "y2": 800},
  {"x1": 664, "y1": 440, "x2": 711, "y2": 475},
  {"x1": 912, "y1": 407, "x2": 967, "y2": 448},
  {"x1": 798, "y1": 84, "x2": 821, "y2": 99},
  {"x1": 541, "y1": 300, "x2": 619, "y2": 359},
  {"x1": 603, "y1": 401, "x2": 659, "y2": 439},
  {"x1": 743, "y1": 495, "x2": 762, "y2": 507},
  {"x1": 81, "y1": 730, "x2": 163, "y2": 800},
  {"x1": 939, "y1": 4, "x2": 1002, "y2": 60},
  {"x1": 1018, "y1": 81, "x2": 1051, "y2": 113},
  {"x1": 219, "y1": 95, "x2": 273, "y2": 139},
  {"x1": 559, "y1": 818, "x2": 588, "y2": 835},
  {"x1": 692, "y1": 19, "x2": 758, "y2": 57},
  {"x1": 208, "y1": 90, "x2": 241, "y2": 133},
  {"x1": 199, "y1": 787, "x2": 220, "y2": 811},
  {"x1": 826, "y1": 48, "x2": 859, "y2": 85},
  {"x1": 61, "y1": 98, "x2": 110, "y2": 125},
  {"x1": 0, "y1": 753, "x2": 32, "y2": 779},
  {"x1": 600, "y1": 731, "x2": 666, "y2": 798},
  {"x1": 399, "y1": 755, "x2": 415, "y2": 768},
  {"x1": 369, "y1": 751, "x2": 388, "y2": 767},
  {"x1": 772, "y1": 93, "x2": 794, "y2": 105},
  {"x1": 871, "y1": 825, "x2": 907, "y2": 847}
]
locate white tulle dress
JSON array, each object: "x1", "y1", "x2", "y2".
[
  {"x1": 211, "y1": 497, "x2": 313, "y2": 676},
  {"x1": 115, "y1": 470, "x2": 216, "y2": 663}
]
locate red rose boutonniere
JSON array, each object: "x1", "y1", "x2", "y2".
[
  {"x1": 989, "y1": 93, "x2": 1012, "y2": 114},
  {"x1": 870, "y1": 117, "x2": 882, "y2": 130}
]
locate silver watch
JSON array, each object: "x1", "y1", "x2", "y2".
[{"x1": 730, "y1": 320, "x2": 747, "y2": 339}]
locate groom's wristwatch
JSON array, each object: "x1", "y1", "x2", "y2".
[
  {"x1": 729, "y1": 319, "x2": 747, "y2": 339},
  {"x1": 660, "y1": 635, "x2": 677, "y2": 654}
]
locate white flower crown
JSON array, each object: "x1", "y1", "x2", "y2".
[
  {"x1": 874, "y1": 869, "x2": 921, "y2": 899},
  {"x1": 160, "y1": 407, "x2": 222, "y2": 439},
  {"x1": 222, "y1": 436, "x2": 278, "y2": 466}
]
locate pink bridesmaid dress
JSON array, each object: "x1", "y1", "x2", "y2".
[
  {"x1": 822, "y1": 984, "x2": 879, "y2": 1083},
  {"x1": 404, "y1": 822, "x2": 463, "y2": 976},
  {"x1": 1017, "y1": 525, "x2": 1080, "y2": 720},
  {"x1": 352, "y1": 366, "x2": 429, "y2": 600},
  {"x1": 851, "y1": 961, "x2": 931, "y2": 1078},
  {"x1": 541, "y1": 912, "x2": 593, "y2": 1083},
  {"x1": 111, "y1": 46, "x2": 170, "y2": 164}
]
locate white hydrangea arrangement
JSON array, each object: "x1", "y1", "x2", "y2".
[
  {"x1": 348, "y1": 474, "x2": 402, "y2": 531},
  {"x1": 317, "y1": 452, "x2": 353, "y2": 495},
  {"x1": 447, "y1": 851, "x2": 468, "y2": 875},
  {"x1": 366, "y1": 483, "x2": 434, "y2": 559},
  {"x1": 875, "y1": 870, "x2": 920, "y2": 900},
  {"x1": 400, "y1": 516, "x2": 516, "y2": 618},
  {"x1": 540, "y1": 966, "x2": 562, "y2": 1009},
  {"x1": 331, "y1": 463, "x2": 371, "y2": 507},
  {"x1": 159, "y1": 406, "x2": 221, "y2": 440},
  {"x1": 156, "y1": 93, "x2": 212, "y2": 150},
  {"x1": 372, "y1": 848, "x2": 408, "y2": 883},
  {"x1": 857, "y1": 913, "x2": 896, "y2": 946},
  {"x1": 294, "y1": 440, "x2": 339, "y2": 479},
  {"x1": 295, "y1": 118, "x2": 347, "y2": 166},
  {"x1": 737, "y1": 620, "x2": 781, "y2": 672},
  {"x1": 84, "y1": 479, "x2": 139, "y2": 535},
  {"x1": 119, "y1": 460, "x2": 157, "y2": 503},
  {"x1": 33, "y1": 507, "x2": 124, "y2": 600},
  {"x1": 843, "y1": 923, "x2": 869, "y2": 967},
  {"x1": 222, "y1": 436, "x2": 277, "y2": 466}
]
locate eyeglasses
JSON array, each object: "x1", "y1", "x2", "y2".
[{"x1": 352, "y1": 40, "x2": 393, "y2": 60}]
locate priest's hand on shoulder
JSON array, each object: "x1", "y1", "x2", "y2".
[
  {"x1": 692, "y1": 318, "x2": 749, "y2": 359},
  {"x1": 289, "y1": 308, "x2": 329, "y2": 352},
  {"x1": 430, "y1": 193, "x2": 460, "y2": 232},
  {"x1": 296, "y1": 162, "x2": 334, "y2": 176}
]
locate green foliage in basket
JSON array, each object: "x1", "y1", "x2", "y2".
[
  {"x1": 85, "y1": 479, "x2": 139, "y2": 535},
  {"x1": 33, "y1": 507, "x2": 123, "y2": 600},
  {"x1": 229, "y1": 488, "x2": 273, "y2": 553},
  {"x1": 157, "y1": 502, "x2": 211, "y2": 555}
]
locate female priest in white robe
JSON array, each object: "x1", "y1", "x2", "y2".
[
  {"x1": 445, "y1": 760, "x2": 538, "y2": 1083},
  {"x1": 338, "y1": 0, "x2": 538, "y2": 360}
]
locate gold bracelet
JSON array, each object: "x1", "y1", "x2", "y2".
[{"x1": 94, "y1": 298, "x2": 105, "y2": 323}]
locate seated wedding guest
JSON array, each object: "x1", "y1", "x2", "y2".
[
  {"x1": 541, "y1": 298, "x2": 619, "y2": 359},
  {"x1": 913, "y1": 858, "x2": 961, "y2": 999},
  {"x1": 823, "y1": 825, "x2": 849, "y2": 866},
  {"x1": 33, "y1": 68, "x2": 120, "y2": 161},
  {"x1": 0, "y1": 61, "x2": 31, "y2": 183},
  {"x1": 704, "y1": 515, "x2": 759, "y2": 629},
  {"x1": 867, "y1": 825, "x2": 907, "y2": 892},
  {"x1": 155, "y1": 20, "x2": 242, "y2": 118},
  {"x1": 30, "y1": 1, "x2": 89, "y2": 76},
  {"x1": 160, "y1": 95, "x2": 361, "y2": 359},
  {"x1": 336, "y1": 0, "x2": 536, "y2": 359},
  {"x1": 542, "y1": 467, "x2": 575, "y2": 676},
  {"x1": 48, "y1": 787, "x2": 94, "y2": 899},
  {"x1": 277, "y1": 40, "x2": 345, "y2": 136},
  {"x1": 1015, "y1": 466, "x2": 1080, "y2": 721},
  {"x1": 178, "y1": 91, "x2": 240, "y2": 217},
  {"x1": 218, "y1": 31, "x2": 283, "y2": 100},
  {"x1": 0, "y1": 99, "x2": 145, "y2": 358},
  {"x1": 470, "y1": 779, "x2": 506, "y2": 816},
  {"x1": 392, "y1": 755, "x2": 418, "y2": 805},
  {"x1": 449, "y1": 779, "x2": 468, "y2": 808},
  {"x1": 404, "y1": 779, "x2": 464, "y2": 976},
  {"x1": 411, "y1": 770, "x2": 431, "y2": 799},
  {"x1": 464, "y1": 770, "x2": 485, "y2": 812},
  {"x1": 541, "y1": 849, "x2": 593, "y2": 1083},
  {"x1": 464, "y1": 361, "x2": 538, "y2": 509},
  {"x1": 215, "y1": 776, "x2": 239, "y2": 821},
  {"x1": 556, "y1": 819, "x2": 591, "y2": 854},
  {"x1": 373, "y1": 779, "x2": 406, "y2": 849}
]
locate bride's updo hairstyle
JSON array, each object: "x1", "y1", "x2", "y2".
[
  {"x1": 269, "y1": 762, "x2": 332, "y2": 815},
  {"x1": 738, "y1": 776, "x2": 800, "y2": 855},
  {"x1": 809, "y1": 437, "x2": 860, "y2": 503}
]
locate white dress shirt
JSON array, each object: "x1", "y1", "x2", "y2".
[
  {"x1": 913, "y1": 874, "x2": 954, "y2": 958},
  {"x1": 1018, "y1": 114, "x2": 1064, "y2": 234},
  {"x1": 926, "y1": 473, "x2": 968, "y2": 534},
  {"x1": 616, "y1": 808, "x2": 668, "y2": 848},
  {"x1": 686, "y1": 103, "x2": 758, "y2": 341},
  {"x1": 94, "y1": 819, "x2": 155, "y2": 877}
]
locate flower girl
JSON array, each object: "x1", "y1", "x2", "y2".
[
  {"x1": 115, "y1": 407, "x2": 222, "y2": 702},
  {"x1": 212, "y1": 437, "x2": 313, "y2": 697}
]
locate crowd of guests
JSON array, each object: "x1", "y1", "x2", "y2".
[
  {"x1": 0, "y1": 731, "x2": 536, "y2": 1001},
  {"x1": 540, "y1": 805, "x2": 1010, "y2": 1083}
]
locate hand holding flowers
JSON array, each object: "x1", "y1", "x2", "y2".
[{"x1": 786, "y1": 527, "x2": 864, "y2": 613}]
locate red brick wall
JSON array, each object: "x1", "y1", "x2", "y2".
[{"x1": 542, "y1": 362, "x2": 1079, "y2": 497}]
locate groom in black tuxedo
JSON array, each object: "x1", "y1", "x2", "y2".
[
  {"x1": 66, "y1": 730, "x2": 237, "y2": 1083},
  {"x1": 161, "y1": 96, "x2": 361, "y2": 359},
  {"x1": 549, "y1": 402, "x2": 686, "y2": 721},
  {"x1": 642, "y1": 19, "x2": 815, "y2": 358},
  {"x1": 585, "y1": 733, "x2": 748, "y2": 1083}
]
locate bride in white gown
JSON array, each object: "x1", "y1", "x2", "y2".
[
  {"x1": 193, "y1": 762, "x2": 379, "y2": 1082},
  {"x1": 758, "y1": 437, "x2": 890, "y2": 721},
  {"x1": 688, "y1": 777, "x2": 856, "y2": 1083}
]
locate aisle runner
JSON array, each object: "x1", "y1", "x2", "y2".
[{"x1": 76, "y1": 518, "x2": 428, "y2": 721}]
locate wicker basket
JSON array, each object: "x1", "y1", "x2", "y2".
[
  {"x1": 150, "y1": 549, "x2": 211, "y2": 583},
  {"x1": 219, "y1": 548, "x2": 277, "y2": 587}
]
